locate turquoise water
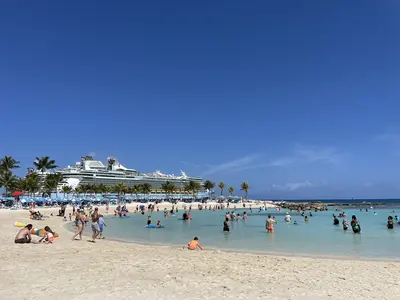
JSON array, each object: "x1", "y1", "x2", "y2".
[{"x1": 79, "y1": 207, "x2": 400, "y2": 259}]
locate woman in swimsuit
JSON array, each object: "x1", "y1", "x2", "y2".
[
  {"x1": 71, "y1": 210, "x2": 85, "y2": 241},
  {"x1": 351, "y1": 215, "x2": 361, "y2": 233}
]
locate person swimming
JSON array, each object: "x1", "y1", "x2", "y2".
[
  {"x1": 156, "y1": 220, "x2": 162, "y2": 227},
  {"x1": 351, "y1": 215, "x2": 361, "y2": 233},
  {"x1": 304, "y1": 216, "x2": 308, "y2": 222},
  {"x1": 223, "y1": 218, "x2": 230, "y2": 232},
  {"x1": 293, "y1": 220, "x2": 298, "y2": 225},
  {"x1": 387, "y1": 216, "x2": 394, "y2": 229}
]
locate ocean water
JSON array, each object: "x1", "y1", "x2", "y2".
[{"x1": 77, "y1": 206, "x2": 400, "y2": 260}]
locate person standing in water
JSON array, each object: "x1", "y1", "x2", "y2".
[
  {"x1": 387, "y1": 216, "x2": 394, "y2": 229},
  {"x1": 342, "y1": 219, "x2": 349, "y2": 231},
  {"x1": 147, "y1": 215, "x2": 152, "y2": 226},
  {"x1": 223, "y1": 218, "x2": 230, "y2": 232},
  {"x1": 351, "y1": 215, "x2": 361, "y2": 233},
  {"x1": 333, "y1": 216, "x2": 339, "y2": 225},
  {"x1": 266, "y1": 215, "x2": 275, "y2": 233}
]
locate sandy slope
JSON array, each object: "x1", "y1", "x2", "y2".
[{"x1": 0, "y1": 204, "x2": 399, "y2": 300}]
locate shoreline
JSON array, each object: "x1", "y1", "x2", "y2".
[
  {"x1": 63, "y1": 221, "x2": 400, "y2": 263},
  {"x1": 1, "y1": 205, "x2": 400, "y2": 299}
]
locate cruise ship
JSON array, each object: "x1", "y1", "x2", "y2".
[{"x1": 56, "y1": 156, "x2": 203, "y2": 191}]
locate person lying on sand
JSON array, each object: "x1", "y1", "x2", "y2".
[
  {"x1": 187, "y1": 237, "x2": 203, "y2": 250},
  {"x1": 15, "y1": 224, "x2": 38, "y2": 244}
]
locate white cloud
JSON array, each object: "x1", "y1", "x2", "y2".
[
  {"x1": 294, "y1": 144, "x2": 341, "y2": 164},
  {"x1": 201, "y1": 154, "x2": 258, "y2": 176},
  {"x1": 272, "y1": 181, "x2": 312, "y2": 191}
]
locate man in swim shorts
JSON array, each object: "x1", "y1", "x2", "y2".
[
  {"x1": 266, "y1": 215, "x2": 275, "y2": 233},
  {"x1": 15, "y1": 224, "x2": 38, "y2": 244},
  {"x1": 90, "y1": 207, "x2": 100, "y2": 242}
]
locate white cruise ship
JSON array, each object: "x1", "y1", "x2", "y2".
[{"x1": 57, "y1": 156, "x2": 203, "y2": 190}]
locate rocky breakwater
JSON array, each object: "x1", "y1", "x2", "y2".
[{"x1": 278, "y1": 202, "x2": 328, "y2": 211}]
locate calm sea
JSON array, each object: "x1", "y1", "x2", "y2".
[{"x1": 74, "y1": 204, "x2": 400, "y2": 260}]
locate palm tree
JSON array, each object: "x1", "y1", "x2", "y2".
[
  {"x1": 184, "y1": 181, "x2": 201, "y2": 201},
  {"x1": 34, "y1": 156, "x2": 57, "y2": 173},
  {"x1": 61, "y1": 185, "x2": 73, "y2": 199},
  {"x1": 132, "y1": 185, "x2": 140, "y2": 201},
  {"x1": 161, "y1": 181, "x2": 176, "y2": 199},
  {"x1": 24, "y1": 173, "x2": 40, "y2": 196},
  {"x1": 140, "y1": 183, "x2": 152, "y2": 194},
  {"x1": 34, "y1": 156, "x2": 58, "y2": 195},
  {"x1": 0, "y1": 170, "x2": 18, "y2": 197},
  {"x1": 203, "y1": 180, "x2": 215, "y2": 200},
  {"x1": 240, "y1": 182, "x2": 250, "y2": 200},
  {"x1": 218, "y1": 182, "x2": 225, "y2": 196},
  {"x1": 228, "y1": 186, "x2": 234, "y2": 196},
  {"x1": 43, "y1": 173, "x2": 63, "y2": 197},
  {"x1": 0, "y1": 156, "x2": 20, "y2": 171}
]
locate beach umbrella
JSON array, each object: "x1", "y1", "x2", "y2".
[{"x1": 12, "y1": 191, "x2": 24, "y2": 197}]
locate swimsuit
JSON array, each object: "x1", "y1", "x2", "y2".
[{"x1": 15, "y1": 238, "x2": 30, "y2": 244}]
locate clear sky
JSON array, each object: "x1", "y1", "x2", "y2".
[{"x1": 1, "y1": 1, "x2": 399, "y2": 199}]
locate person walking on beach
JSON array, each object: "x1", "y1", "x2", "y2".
[
  {"x1": 90, "y1": 207, "x2": 101, "y2": 242},
  {"x1": 266, "y1": 215, "x2": 275, "y2": 233},
  {"x1": 71, "y1": 209, "x2": 85, "y2": 241},
  {"x1": 98, "y1": 214, "x2": 106, "y2": 238},
  {"x1": 351, "y1": 215, "x2": 361, "y2": 233},
  {"x1": 105, "y1": 203, "x2": 109, "y2": 214}
]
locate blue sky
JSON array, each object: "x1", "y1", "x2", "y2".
[{"x1": 1, "y1": 1, "x2": 400, "y2": 199}]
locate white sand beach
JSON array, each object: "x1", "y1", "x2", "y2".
[{"x1": 0, "y1": 203, "x2": 399, "y2": 300}]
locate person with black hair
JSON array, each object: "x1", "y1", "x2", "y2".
[{"x1": 15, "y1": 224, "x2": 38, "y2": 244}]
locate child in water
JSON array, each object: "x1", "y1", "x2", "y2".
[
  {"x1": 243, "y1": 211, "x2": 248, "y2": 221},
  {"x1": 156, "y1": 220, "x2": 162, "y2": 227}
]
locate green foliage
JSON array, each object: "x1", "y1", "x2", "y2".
[
  {"x1": 240, "y1": 181, "x2": 250, "y2": 200},
  {"x1": 184, "y1": 181, "x2": 201, "y2": 199},
  {"x1": 218, "y1": 182, "x2": 225, "y2": 195},
  {"x1": 0, "y1": 170, "x2": 18, "y2": 197},
  {"x1": 161, "y1": 181, "x2": 176, "y2": 194},
  {"x1": 0, "y1": 156, "x2": 20, "y2": 171},
  {"x1": 228, "y1": 186, "x2": 234, "y2": 196},
  {"x1": 33, "y1": 156, "x2": 57, "y2": 173}
]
